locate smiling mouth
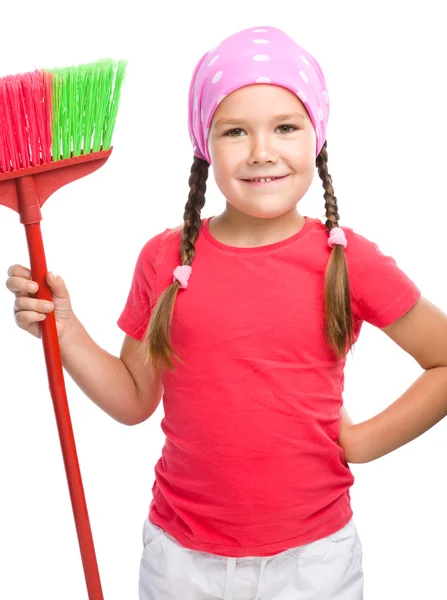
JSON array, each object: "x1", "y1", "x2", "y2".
[{"x1": 241, "y1": 175, "x2": 289, "y2": 185}]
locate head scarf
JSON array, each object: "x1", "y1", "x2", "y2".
[{"x1": 188, "y1": 25, "x2": 330, "y2": 164}]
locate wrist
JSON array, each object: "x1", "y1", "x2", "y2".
[{"x1": 58, "y1": 313, "x2": 85, "y2": 353}]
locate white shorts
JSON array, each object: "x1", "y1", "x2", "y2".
[{"x1": 139, "y1": 517, "x2": 364, "y2": 599}]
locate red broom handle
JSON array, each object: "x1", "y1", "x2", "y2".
[{"x1": 18, "y1": 177, "x2": 104, "y2": 600}]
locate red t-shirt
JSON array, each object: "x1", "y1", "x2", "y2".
[{"x1": 117, "y1": 216, "x2": 421, "y2": 557}]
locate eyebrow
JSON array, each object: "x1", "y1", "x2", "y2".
[{"x1": 213, "y1": 112, "x2": 307, "y2": 128}]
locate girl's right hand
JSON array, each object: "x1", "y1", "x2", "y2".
[{"x1": 6, "y1": 264, "x2": 75, "y2": 340}]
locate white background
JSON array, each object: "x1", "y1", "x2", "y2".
[{"x1": 0, "y1": 1, "x2": 446, "y2": 598}]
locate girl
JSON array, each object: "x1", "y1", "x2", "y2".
[{"x1": 6, "y1": 25, "x2": 447, "y2": 600}]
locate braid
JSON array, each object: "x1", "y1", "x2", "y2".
[
  {"x1": 144, "y1": 156, "x2": 209, "y2": 373},
  {"x1": 180, "y1": 157, "x2": 209, "y2": 265},
  {"x1": 316, "y1": 141, "x2": 340, "y2": 230},
  {"x1": 316, "y1": 140, "x2": 354, "y2": 356}
]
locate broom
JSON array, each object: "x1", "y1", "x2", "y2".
[{"x1": 0, "y1": 58, "x2": 127, "y2": 600}]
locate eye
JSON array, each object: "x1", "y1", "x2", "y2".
[
  {"x1": 277, "y1": 124, "x2": 297, "y2": 134},
  {"x1": 224, "y1": 128, "x2": 245, "y2": 137},
  {"x1": 223, "y1": 124, "x2": 298, "y2": 137}
]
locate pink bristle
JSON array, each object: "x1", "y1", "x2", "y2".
[
  {"x1": 7, "y1": 76, "x2": 29, "y2": 169},
  {"x1": 0, "y1": 69, "x2": 53, "y2": 174},
  {"x1": 20, "y1": 74, "x2": 35, "y2": 167},
  {"x1": 2, "y1": 76, "x2": 27, "y2": 171},
  {"x1": 16, "y1": 76, "x2": 31, "y2": 169},
  {"x1": 0, "y1": 85, "x2": 8, "y2": 172},
  {"x1": 22, "y1": 73, "x2": 39, "y2": 167},
  {"x1": 23, "y1": 71, "x2": 53, "y2": 166},
  {"x1": 41, "y1": 71, "x2": 53, "y2": 164},
  {"x1": 0, "y1": 77, "x2": 21, "y2": 172}
]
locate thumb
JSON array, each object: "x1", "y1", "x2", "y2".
[{"x1": 46, "y1": 271, "x2": 70, "y2": 300}]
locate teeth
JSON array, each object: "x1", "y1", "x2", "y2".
[{"x1": 250, "y1": 177, "x2": 275, "y2": 182}]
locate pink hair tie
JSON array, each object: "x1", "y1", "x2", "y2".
[
  {"x1": 173, "y1": 265, "x2": 192, "y2": 289},
  {"x1": 328, "y1": 227, "x2": 347, "y2": 249}
]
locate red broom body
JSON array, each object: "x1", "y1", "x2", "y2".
[{"x1": 0, "y1": 59, "x2": 126, "y2": 600}]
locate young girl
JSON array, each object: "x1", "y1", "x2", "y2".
[{"x1": 6, "y1": 25, "x2": 447, "y2": 600}]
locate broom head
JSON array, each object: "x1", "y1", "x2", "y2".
[{"x1": 0, "y1": 59, "x2": 126, "y2": 222}]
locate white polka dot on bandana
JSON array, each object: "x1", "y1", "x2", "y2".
[
  {"x1": 253, "y1": 54, "x2": 270, "y2": 61},
  {"x1": 299, "y1": 70, "x2": 308, "y2": 83},
  {"x1": 252, "y1": 39, "x2": 270, "y2": 44},
  {"x1": 208, "y1": 55, "x2": 219, "y2": 67},
  {"x1": 252, "y1": 28, "x2": 268, "y2": 32},
  {"x1": 300, "y1": 55, "x2": 310, "y2": 66},
  {"x1": 212, "y1": 71, "x2": 223, "y2": 84},
  {"x1": 256, "y1": 77, "x2": 271, "y2": 83}
]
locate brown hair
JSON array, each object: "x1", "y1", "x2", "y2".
[{"x1": 142, "y1": 140, "x2": 354, "y2": 374}]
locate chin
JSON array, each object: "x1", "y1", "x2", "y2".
[{"x1": 234, "y1": 205, "x2": 296, "y2": 220}]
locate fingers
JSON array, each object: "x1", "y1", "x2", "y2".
[
  {"x1": 6, "y1": 266, "x2": 67, "y2": 298},
  {"x1": 14, "y1": 296, "x2": 54, "y2": 315},
  {"x1": 6, "y1": 275, "x2": 38, "y2": 295},
  {"x1": 6, "y1": 265, "x2": 58, "y2": 340},
  {"x1": 14, "y1": 309, "x2": 44, "y2": 338},
  {"x1": 45, "y1": 271, "x2": 69, "y2": 300},
  {"x1": 14, "y1": 299, "x2": 71, "y2": 340},
  {"x1": 15, "y1": 309, "x2": 46, "y2": 327},
  {"x1": 6, "y1": 265, "x2": 36, "y2": 296},
  {"x1": 7, "y1": 264, "x2": 31, "y2": 279},
  {"x1": 13, "y1": 296, "x2": 53, "y2": 337}
]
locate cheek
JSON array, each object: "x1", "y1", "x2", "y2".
[
  {"x1": 294, "y1": 137, "x2": 317, "y2": 170},
  {"x1": 208, "y1": 134, "x2": 219, "y2": 164},
  {"x1": 294, "y1": 128, "x2": 317, "y2": 160},
  {"x1": 212, "y1": 149, "x2": 239, "y2": 182},
  {"x1": 212, "y1": 163, "x2": 232, "y2": 191}
]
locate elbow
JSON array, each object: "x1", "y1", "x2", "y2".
[
  {"x1": 344, "y1": 452, "x2": 366, "y2": 465},
  {"x1": 124, "y1": 408, "x2": 155, "y2": 427},
  {"x1": 123, "y1": 414, "x2": 145, "y2": 426},
  {"x1": 115, "y1": 415, "x2": 139, "y2": 427},
  {"x1": 342, "y1": 446, "x2": 363, "y2": 464}
]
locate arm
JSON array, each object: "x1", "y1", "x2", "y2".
[
  {"x1": 338, "y1": 405, "x2": 355, "y2": 462},
  {"x1": 59, "y1": 315, "x2": 163, "y2": 425},
  {"x1": 340, "y1": 297, "x2": 447, "y2": 464}
]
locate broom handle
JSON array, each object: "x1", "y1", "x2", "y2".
[{"x1": 24, "y1": 222, "x2": 104, "y2": 600}]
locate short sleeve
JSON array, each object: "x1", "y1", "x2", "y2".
[
  {"x1": 117, "y1": 231, "x2": 165, "y2": 341},
  {"x1": 344, "y1": 227, "x2": 422, "y2": 328}
]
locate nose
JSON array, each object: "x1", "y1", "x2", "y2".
[{"x1": 248, "y1": 133, "x2": 278, "y2": 165}]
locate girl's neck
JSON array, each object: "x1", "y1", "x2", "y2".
[{"x1": 208, "y1": 209, "x2": 306, "y2": 248}]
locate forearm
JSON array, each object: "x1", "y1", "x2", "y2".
[
  {"x1": 344, "y1": 367, "x2": 447, "y2": 463},
  {"x1": 58, "y1": 315, "x2": 141, "y2": 425}
]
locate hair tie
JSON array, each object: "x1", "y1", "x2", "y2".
[
  {"x1": 173, "y1": 265, "x2": 192, "y2": 289},
  {"x1": 328, "y1": 227, "x2": 347, "y2": 249}
]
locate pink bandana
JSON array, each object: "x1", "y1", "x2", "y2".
[{"x1": 188, "y1": 25, "x2": 330, "y2": 164}]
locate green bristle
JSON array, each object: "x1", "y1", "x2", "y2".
[
  {"x1": 103, "y1": 60, "x2": 126, "y2": 150},
  {"x1": 45, "y1": 58, "x2": 127, "y2": 161}
]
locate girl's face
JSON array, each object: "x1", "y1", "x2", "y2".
[{"x1": 208, "y1": 84, "x2": 317, "y2": 220}]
